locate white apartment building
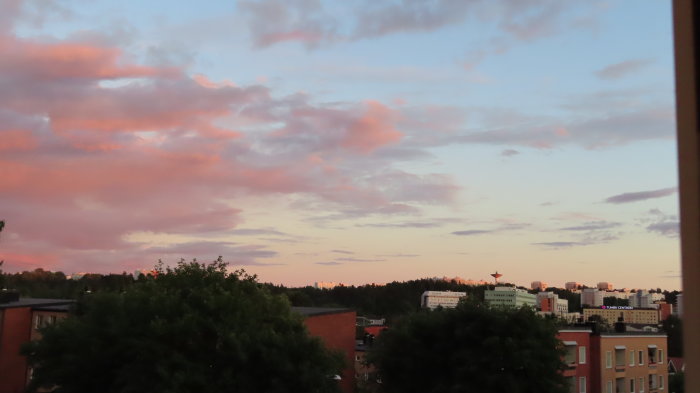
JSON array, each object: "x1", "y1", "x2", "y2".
[
  {"x1": 581, "y1": 288, "x2": 604, "y2": 307},
  {"x1": 484, "y1": 287, "x2": 537, "y2": 308},
  {"x1": 420, "y1": 291, "x2": 467, "y2": 309},
  {"x1": 597, "y1": 282, "x2": 613, "y2": 291}
]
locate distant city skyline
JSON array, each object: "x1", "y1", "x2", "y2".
[{"x1": 0, "y1": 0, "x2": 681, "y2": 289}]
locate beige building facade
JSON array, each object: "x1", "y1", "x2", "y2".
[
  {"x1": 592, "y1": 334, "x2": 668, "y2": 393},
  {"x1": 583, "y1": 308, "x2": 659, "y2": 326}
]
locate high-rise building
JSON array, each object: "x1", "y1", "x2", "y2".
[
  {"x1": 566, "y1": 282, "x2": 583, "y2": 291},
  {"x1": 581, "y1": 288, "x2": 604, "y2": 307},
  {"x1": 597, "y1": 282, "x2": 613, "y2": 291},
  {"x1": 675, "y1": 294, "x2": 683, "y2": 317},
  {"x1": 531, "y1": 281, "x2": 548, "y2": 291}
]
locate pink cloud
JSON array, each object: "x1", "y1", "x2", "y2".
[
  {"x1": 0, "y1": 129, "x2": 36, "y2": 151},
  {"x1": 341, "y1": 101, "x2": 402, "y2": 153},
  {"x1": 0, "y1": 17, "x2": 461, "y2": 273}
]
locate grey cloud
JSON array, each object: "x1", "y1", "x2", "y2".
[
  {"x1": 336, "y1": 257, "x2": 385, "y2": 262},
  {"x1": 501, "y1": 149, "x2": 519, "y2": 157},
  {"x1": 646, "y1": 221, "x2": 679, "y2": 237},
  {"x1": 331, "y1": 249, "x2": 354, "y2": 254},
  {"x1": 604, "y1": 187, "x2": 677, "y2": 204},
  {"x1": 360, "y1": 221, "x2": 442, "y2": 228},
  {"x1": 315, "y1": 261, "x2": 343, "y2": 265},
  {"x1": 532, "y1": 241, "x2": 587, "y2": 248},
  {"x1": 377, "y1": 253, "x2": 419, "y2": 257},
  {"x1": 229, "y1": 228, "x2": 288, "y2": 236},
  {"x1": 452, "y1": 229, "x2": 492, "y2": 236},
  {"x1": 560, "y1": 221, "x2": 621, "y2": 231},
  {"x1": 595, "y1": 59, "x2": 654, "y2": 79}
]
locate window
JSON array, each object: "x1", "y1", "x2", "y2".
[
  {"x1": 638, "y1": 350, "x2": 644, "y2": 365},
  {"x1": 648, "y1": 347, "x2": 658, "y2": 364},
  {"x1": 629, "y1": 350, "x2": 635, "y2": 366},
  {"x1": 658, "y1": 349, "x2": 663, "y2": 364},
  {"x1": 579, "y1": 377, "x2": 586, "y2": 393},
  {"x1": 659, "y1": 375, "x2": 664, "y2": 390},
  {"x1": 565, "y1": 344, "x2": 577, "y2": 365},
  {"x1": 607, "y1": 381, "x2": 613, "y2": 393},
  {"x1": 615, "y1": 347, "x2": 626, "y2": 367},
  {"x1": 630, "y1": 378, "x2": 635, "y2": 393},
  {"x1": 606, "y1": 351, "x2": 612, "y2": 368},
  {"x1": 579, "y1": 346, "x2": 586, "y2": 364},
  {"x1": 639, "y1": 377, "x2": 644, "y2": 393},
  {"x1": 34, "y1": 315, "x2": 44, "y2": 329}
]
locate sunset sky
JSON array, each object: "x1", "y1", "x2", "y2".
[{"x1": 0, "y1": 0, "x2": 681, "y2": 289}]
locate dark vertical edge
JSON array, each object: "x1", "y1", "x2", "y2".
[{"x1": 672, "y1": 1, "x2": 700, "y2": 392}]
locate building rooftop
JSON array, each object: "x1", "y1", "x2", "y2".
[{"x1": 0, "y1": 298, "x2": 74, "y2": 310}]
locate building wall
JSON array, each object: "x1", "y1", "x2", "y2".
[
  {"x1": 485, "y1": 287, "x2": 536, "y2": 308},
  {"x1": 420, "y1": 291, "x2": 466, "y2": 309},
  {"x1": 583, "y1": 308, "x2": 659, "y2": 325},
  {"x1": 592, "y1": 335, "x2": 668, "y2": 393},
  {"x1": 303, "y1": 311, "x2": 356, "y2": 393},
  {"x1": 0, "y1": 308, "x2": 32, "y2": 393},
  {"x1": 558, "y1": 330, "x2": 592, "y2": 393}
]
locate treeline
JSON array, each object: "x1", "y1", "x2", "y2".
[
  {"x1": 0, "y1": 268, "x2": 138, "y2": 299},
  {"x1": 266, "y1": 279, "x2": 491, "y2": 321},
  {"x1": 0, "y1": 267, "x2": 682, "y2": 321}
]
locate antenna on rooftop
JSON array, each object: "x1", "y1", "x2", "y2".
[{"x1": 490, "y1": 271, "x2": 503, "y2": 285}]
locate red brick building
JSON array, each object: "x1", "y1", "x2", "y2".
[
  {"x1": 293, "y1": 307, "x2": 356, "y2": 393},
  {"x1": 558, "y1": 329, "x2": 593, "y2": 393},
  {"x1": 0, "y1": 294, "x2": 72, "y2": 393}
]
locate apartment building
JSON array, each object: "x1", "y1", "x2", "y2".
[
  {"x1": 484, "y1": 287, "x2": 536, "y2": 308},
  {"x1": 0, "y1": 293, "x2": 73, "y2": 393},
  {"x1": 531, "y1": 281, "x2": 548, "y2": 291},
  {"x1": 598, "y1": 282, "x2": 614, "y2": 291},
  {"x1": 590, "y1": 333, "x2": 668, "y2": 393},
  {"x1": 292, "y1": 307, "x2": 356, "y2": 393},
  {"x1": 538, "y1": 292, "x2": 569, "y2": 315},
  {"x1": 582, "y1": 289, "x2": 605, "y2": 307},
  {"x1": 420, "y1": 291, "x2": 467, "y2": 309},
  {"x1": 558, "y1": 329, "x2": 592, "y2": 393},
  {"x1": 583, "y1": 308, "x2": 660, "y2": 326}
]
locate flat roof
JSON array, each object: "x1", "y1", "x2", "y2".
[
  {"x1": 292, "y1": 306, "x2": 353, "y2": 317},
  {"x1": 0, "y1": 298, "x2": 74, "y2": 310}
]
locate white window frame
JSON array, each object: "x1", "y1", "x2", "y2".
[
  {"x1": 658, "y1": 349, "x2": 664, "y2": 364},
  {"x1": 630, "y1": 377, "x2": 635, "y2": 393},
  {"x1": 607, "y1": 381, "x2": 613, "y2": 393},
  {"x1": 606, "y1": 351, "x2": 612, "y2": 368},
  {"x1": 659, "y1": 375, "x2": 664, "y2": 390},
  {"x1": 579, "y1": 346, "x2": 586, "y2": 364},
  {"x1": 629, "y1": 350, "x2": 635, "y2": 366},
  {"x1": 579, "y1": 377, "x2": 586, "y2": 393},
  {"x1": 638, "y1": 350, "x2": 644, "y2": 365}
]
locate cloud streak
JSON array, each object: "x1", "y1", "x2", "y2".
[{"x1": 604, "y1": 187, "x2": 677, "y2": 204}]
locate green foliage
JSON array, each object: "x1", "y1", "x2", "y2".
[
  {"x1": 662, "y1": 315, "x2": 683, "y2": 357},
  {"x1": 23, "y1": 258, "x2": 344, "y2": 393},
  {"x1": 368, "y1": 302, "x2": 568, "y2": 393},
  {"x1": 266, "y1": 279, "x2": 490, "y2": 323}
]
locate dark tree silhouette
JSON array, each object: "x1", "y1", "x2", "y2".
[
  {"x1": 23, "y1": 258, "x2": 344, "y2": 393},
  {"x1": 368, "y1": 302, "x2": 568, "y2": 393}
]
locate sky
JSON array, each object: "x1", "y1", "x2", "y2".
[{"x1": 0, "y1": 0, "x2": 681, "y2": 290}]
